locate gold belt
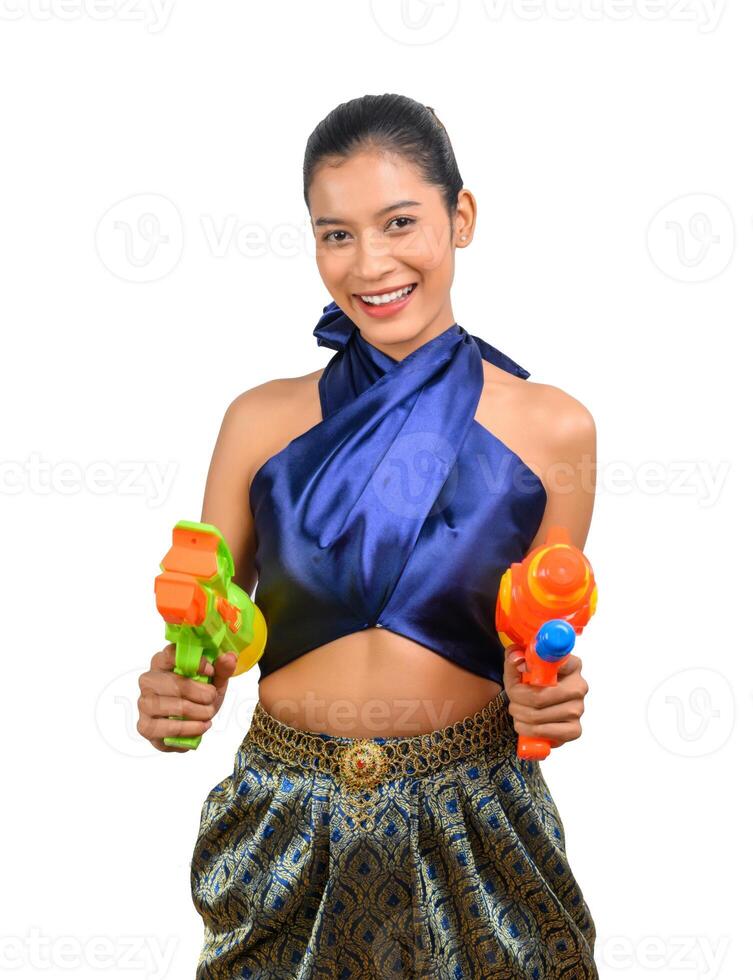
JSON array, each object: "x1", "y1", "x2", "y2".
[{"x1": 242, "y1": 689, "x2": 512, "y2": 830}]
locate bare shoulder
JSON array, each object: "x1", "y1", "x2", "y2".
[
  {"x1": 226, "y1": 367, "x2": 326, "y2": 477},
  {"x1": 482, "y1": 360, "x2": 595, "y2": 450},
  {"x1": 524, "y1": 380, "x2": 596, "y2": 447},
  {"x1": 481, "y1": 362, "x2": 597, "y2": 550},
  {"x1": 231, "y1": 366, "x2": 324, "y2": 415}
]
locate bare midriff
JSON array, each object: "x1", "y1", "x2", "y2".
[{"x1": 257, "y1": 628, "x2": 503, "y2": 738}]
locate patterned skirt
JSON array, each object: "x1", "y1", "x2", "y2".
[{"x1": 190, "y1": 688, "x2": 598, "y2": 979}]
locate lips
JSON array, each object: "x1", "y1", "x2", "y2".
[
  {"x1": 352, "y1": 282, "x2": 419, "y2": 318},
  {"x1": 354, "y1": 283, "x2": 417, "y2": 302}
]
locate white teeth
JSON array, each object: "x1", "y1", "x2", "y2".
[{"x1": 360, "y1": 284, "x2": 415, "y2": 305}]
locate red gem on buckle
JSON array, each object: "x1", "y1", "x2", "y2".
[{"x1": 339, "y1": 740, "x2": 386, "y2": 790}]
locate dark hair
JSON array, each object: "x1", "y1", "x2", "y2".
[{"x1": 303, "y1": 93, "x2": 464, "y2": 222}]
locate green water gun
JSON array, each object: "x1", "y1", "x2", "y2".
[{"x1": 154, "y1": 519, "x2": 267, "y2": 749}]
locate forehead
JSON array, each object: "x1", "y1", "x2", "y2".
[{"x1": 308, "y1": 148, "x2": 439, "y2": 222}]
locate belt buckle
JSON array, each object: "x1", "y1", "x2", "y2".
[{"x1": 338, "y1": 739, "x2": 388, "y2": 792}]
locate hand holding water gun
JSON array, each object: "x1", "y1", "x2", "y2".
[
  {"x1": 152, "y1": 520, "x2": 267, "y2": 750},
  {"x1": 496, "y1": 525, "x2": 597, "y2": 761}
]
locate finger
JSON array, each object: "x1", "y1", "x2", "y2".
[
  {"x1": 509, "y1": 685, "x2": 579, "y2": 711},
  {"x1": 506, "y1": 672, "x2": 587, "y2": 710},
  {"x1": 510, "y1": 720, "x2": 581, "y2": 742},
  {"x1": 507, "y1": 698, "x2": 584, "y2": 726},
  {"x1": 556, "y1": 654, "x2": 582, "y2": 677},
  {"x1": 139, "y1": 692, "x2": 215, "y2": 722},
  {"x1": 150, "y1": 645, "x2": 216, "y2": 678},
  {"x1": 140, "y1": 671, "x2": 217, "y2": 705},
  {"x1": 150, "y1": 644, "x2": 175, "y2": 671},
  {"x1": 212, "y1": 653, "x2": 238, "y2": 690},
  {"x1": 137, "y1": 716, "x2": 212, "y2": 741},
  {"x1": 502, "y1": 651, "x2": 525, "y2": 699},
  {"x1": 172, "y1": 673, "x2": 218, "y2": 703}
]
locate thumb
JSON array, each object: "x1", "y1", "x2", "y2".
[{"x1": 211, "y1": 652, "x2": 238, "y2": 695}]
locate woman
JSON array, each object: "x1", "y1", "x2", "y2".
[{"x1": 137, "y1": 93, "x2": 598, "y2": 979}]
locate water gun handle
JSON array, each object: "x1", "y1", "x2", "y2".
[
  {"x1": 516, "y1": 619, "x2": 576, "y2": 762},
  {"x1": 167, "y1": 629, "x2": 212, "y2": 749},
  {"x1": 175, "y1": 630, "x2": 208, "y2": 681}
]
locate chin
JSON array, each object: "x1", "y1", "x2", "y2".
[{"x1": 360, "y1": 319, "x2": 424, "y2": 344}]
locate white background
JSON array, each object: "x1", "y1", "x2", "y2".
[{"x1": 1, "y1": 1, "x2": 749, "y2": 977}]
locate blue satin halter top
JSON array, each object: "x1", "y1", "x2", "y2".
[{"x1": 249, "y1": 301, "x2": 548, "y2": 684}]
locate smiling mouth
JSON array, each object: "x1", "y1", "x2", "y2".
[{"x1": 354, "y1": 283, "x2": 418, "y2": 306}]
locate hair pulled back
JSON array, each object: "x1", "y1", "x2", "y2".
[{"x1": 303, "y1": 93, "x2": 463, "y2": 221}]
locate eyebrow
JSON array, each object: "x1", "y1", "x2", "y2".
[{"x1": 313, "y1": 199, "x2": 422, "y2": 227}]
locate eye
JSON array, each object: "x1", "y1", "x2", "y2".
[
  {"x1": 387, "y1": 216, "x2": 416, "y2": 231},
  {"x1": 322, "y1": 216, "x2": 416, "y2": 244},
  {"x1": 322, "y1": 229, "x2": 352, "y2": 244}
]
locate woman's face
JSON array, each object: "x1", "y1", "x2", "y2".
[{"x1": 308, "y1": 147, "x2": 475, "y2": 360}]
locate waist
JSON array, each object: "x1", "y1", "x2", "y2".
[
  {"x1": 244, "y1": 686, "x2": 515, "y2": 786},
  {"x1": 245, "y1": 687, "x2": 516, "y2": 830},
  {"x1": 257, "y1": 634, "x2": 504, "y2": 736}
]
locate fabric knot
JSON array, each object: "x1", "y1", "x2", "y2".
[
  {"x1": 313, "y1": 301, "x2": 355, "y2": 352},
  {"x1": 312, "y1": 299, "x2": 531, "y2": 381}
]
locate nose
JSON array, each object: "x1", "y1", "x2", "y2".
[{"x1": 350, "y1": 229, "x2": 397, "y2": 283}]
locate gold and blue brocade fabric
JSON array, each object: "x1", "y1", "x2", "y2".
[{"x1": 191, "y1": 691, "x2": 598, "y2": 979}]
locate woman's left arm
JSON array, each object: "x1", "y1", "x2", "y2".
[{"x1": 504, "y1": 386, "x2": 597, "y2": 749}]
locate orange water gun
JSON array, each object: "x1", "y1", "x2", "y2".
[
  {"x1": 154, "y1": 520, "x2": 267, "y2": 749},
  {"x1": 496, "y1": 525, "x2": 598, "y2": 761}
]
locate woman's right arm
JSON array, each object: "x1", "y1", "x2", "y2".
[{"x1": 136, "y1": 386, "x2": 268, "y2": 752}]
